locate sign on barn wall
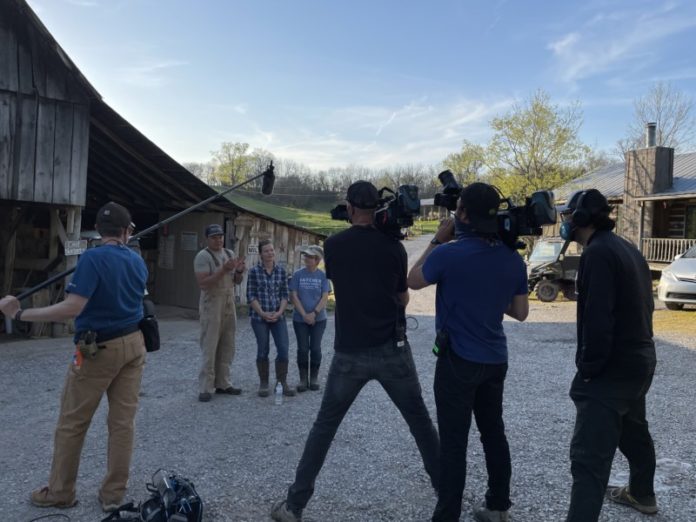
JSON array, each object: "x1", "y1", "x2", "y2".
[{"x1": 64, "y1": 240, "x2": 87, "y2": 256}]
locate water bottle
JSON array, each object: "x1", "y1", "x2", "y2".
[{"x1": 275, "y1": 382, "x2": 283, "y2": 405}]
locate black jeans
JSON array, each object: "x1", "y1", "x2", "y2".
[
  {"x1": 285, "y1": 341, "x2": 440, "y2": 515},
  {"x1": 566, "y1": 371, "x2": 656, "y2": 522},
  {"x1": 293, "y1": 320, "x2": 327, "y2": 369},
  {"x1": 432, "y1": 352, "x2": 511, "y2": 522}
]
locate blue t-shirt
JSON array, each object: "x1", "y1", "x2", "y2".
[
  {"x1": 289, "y1": 267, "x2": 331, "y2": 322},
  {"x1": 67, "y1": 244, "x2": 148, "y2": 340},
  {"x1": 422, "y1": 238, "x2": 528, "y2": 364}
]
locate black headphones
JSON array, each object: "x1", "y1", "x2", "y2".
[{"x1": 571, "y1": 190, "x2": 592, "y2": 227}]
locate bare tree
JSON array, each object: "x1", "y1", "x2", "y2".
[{"x1": 617, "y1": 82, "x2": 696, "y2": 155}]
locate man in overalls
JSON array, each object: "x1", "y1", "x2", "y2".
[{"x1": 193, "y1": 224, "x2": 246, "y2": 402}]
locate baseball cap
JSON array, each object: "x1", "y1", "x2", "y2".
[
  {"x1": 557, "y1": 189, "x2": 610, "y2": 215},
  {"x1": 96, "y1": 202, "x2": 132, "y2": 229},
  {"x1": 347, "y1": 181, "x2": 379, "y2": 209},
  {"x1": 205, "y1": 224, "x2": 224, "y2": 237},
  {"x1": 300, "y1": 245, "x2": 324, "y2": 258},
  {"x1": 459, "y1": 183, "x2": 500, "y2": 234}
]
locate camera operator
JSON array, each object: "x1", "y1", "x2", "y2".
[
  {"x1": 0, "y1": 202, "x2": 148, "y2": 513},
  {"x1": 559, "y1": 189, "x2": 657, "y2": 521},
  {"x1": 271, "y1": 180, "x2": 440, "y2": 522},
  {"x1": 407, "y1": 182, "x2": 529, "y2": 522}
]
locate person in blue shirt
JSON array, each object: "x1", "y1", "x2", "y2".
[
  {"x1": 247, "y1": 239, "x2": 295, "y2": 398},
  {"x1": 0, "y1": 201, "x2": 148, "y2": 513},
  {"x1": 408, "y1": 182, "x2": 529, "y2": 522},
  {"x1": 289, "y1": 245, "x2": 331, "y2": 392}
]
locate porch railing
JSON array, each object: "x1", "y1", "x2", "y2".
[{"x1": 641, "y1": 237, "x2": 696, "y2": 263}]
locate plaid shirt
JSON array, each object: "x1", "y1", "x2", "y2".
[{"x1": 246, "y1": 262, "x2": 289, "y2": 320}]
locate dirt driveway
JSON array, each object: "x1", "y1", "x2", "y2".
[{"x1": 1, "y1": 234, "x2": 695, "y2": 521}]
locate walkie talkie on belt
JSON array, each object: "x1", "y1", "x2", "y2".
[{"x1": 78, "y1": 331, "x2": 98, "y2": 359}]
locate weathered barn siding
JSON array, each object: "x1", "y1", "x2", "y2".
[{"x1": 0, "y1": 5, "x2": 90, "y2": 206}]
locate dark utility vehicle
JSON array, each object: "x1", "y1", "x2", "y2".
[{"x1": 527, "y1": 238, "x2": 582, "y2": 302}]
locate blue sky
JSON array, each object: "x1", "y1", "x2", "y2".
[{"x1": 27, "y1": 0, "x2": 696, "y2": 170}]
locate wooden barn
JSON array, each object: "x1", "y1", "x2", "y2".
[{"x1": 0, "y1": 0, "x2": 324, "y2": 335}]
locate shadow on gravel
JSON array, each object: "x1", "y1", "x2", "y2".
[{"x1": 1, "y1": 313, "x2": 695, "y2": 521}]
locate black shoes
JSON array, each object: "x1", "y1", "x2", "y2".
[
  {"x1": 215, "y1": 386, "x2": 242, "y2": 395},
  {"x1": 198, "y1": 392, "x2": 212, "y2": 402}
]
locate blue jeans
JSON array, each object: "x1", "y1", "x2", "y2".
[
  {"x1": 432, "y1": 351, "x2": 510, "y2": 522},
  {"x1": 251, "y1": 318, "x2": 289, "y2": 362},
  {"x1": 286, "y1": 341, "x2": 440, "y2": 514},
  {"x1": 293, "y1": 320, "x2": 327, "y2": 369}
]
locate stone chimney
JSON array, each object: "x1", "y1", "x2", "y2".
[{"x1": 621, "y1": 123, "x2": 674, "y2": 246}]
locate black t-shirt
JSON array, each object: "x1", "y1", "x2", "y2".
[{"x1": 325, "y1": 225, "x2": 407, "y2": 352}]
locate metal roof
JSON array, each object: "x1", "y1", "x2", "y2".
[{"x1": 554, "y1": 151, "x2": 696, "y2": 203}]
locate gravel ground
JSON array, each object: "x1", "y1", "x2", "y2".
[{"x1": 1, "y1": 233, "x2": 695, "y2": 522}]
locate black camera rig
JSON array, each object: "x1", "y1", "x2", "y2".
[
  {"x1": 434, "y1": 170, "x2": 557, "y2": 249},
  {"x1": 331, "y1": 185, "x2": 421, "y2": 240}
]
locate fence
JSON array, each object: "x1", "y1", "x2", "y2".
[{"x1": 641, "y1": 237, "x2": 696, "y2": 263}]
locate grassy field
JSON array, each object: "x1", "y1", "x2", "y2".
[
  {"x1": 226, "y1": 192, "x2": 349, "y2": 236},
  {"x1": 653, "y1": 308, "x2": 696, "y2": 336},
  {"x1": 227, "y1": 192, "x2": 443, "y2": 238}
]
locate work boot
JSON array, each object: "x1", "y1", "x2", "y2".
[
  {"x1": 275, "y1": 360, "x2": 296, "y2": 396},
  {"x1": 30, "y1": 487, "x2": 78, "y2": 509},
  {"x1": 473, "y1": 500, "x2": 509, "y2": 522},
  {"x1": 297, "y1": 366, "x2": 309, "y2": 393},
  {"x1": 271, "y1": 499, "x2": 302, "y2": 522},
  {"x1": 606, "y1": 485, "x2": 658, "y2": 515},
  {"x1": 257, "y1": 359, "x2": 270, "y2": 397},
  {"x1": 309, "y1": 366, "x2": 320, "y2": 391}
]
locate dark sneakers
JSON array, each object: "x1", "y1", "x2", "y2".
[
  {"x1": 215, "y1": 386, "x2": 242, "y2": 395},
  {"x1": 30, "y1": 487, "x2": 78, "y2": 509},
  {"x1": 472, "y1": 500, "x2": 510, "y2": 522},
  {"x1": 606, "y1": 485, "x2": 658, "y2": 515},
  {"x1": 198, "y1": 392, "x2": 212, "y2": 402}
]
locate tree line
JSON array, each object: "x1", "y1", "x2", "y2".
[{"x1": 184, "y1": 83, "x2": 695, "y2": 209}]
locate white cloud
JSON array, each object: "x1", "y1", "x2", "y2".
[
  {"x1": 118, "y1": 60, "x2": 188, "y2": 88},
  {"x1": 547, "y1": 3, "x2": 696, "y2": 84},
  {"x1": 213, "y1": 96, "x2": 515, "y2": 171}
]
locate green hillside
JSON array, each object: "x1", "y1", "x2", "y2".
[{"x1": 226, "y1": 192, "x2": 348, "y2": 237}]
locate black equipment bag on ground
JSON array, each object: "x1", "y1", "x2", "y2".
[
  {"x1": 139, "y1": 298, "x2": 160, "y2": 352},
  {"x1": 101, "y1": 471, "x2": 203, "y2": 522}
]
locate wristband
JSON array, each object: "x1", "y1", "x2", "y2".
[
  {"x1": 314, "y1": 309, "x2": 321, "y2": 315},
  {"x1": 14, "y1": 309, "x2": 23, "y2": 321},
  {"x1": 430, "y1": 238, "x2": 443, "y2": 245}
]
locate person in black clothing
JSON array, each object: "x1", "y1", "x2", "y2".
[
  {"x1": 559, "y1": 189, "x2": 658, "y2": 521},
  {"x1": 271, "y1": 181, "x2": 440, "y2": 522}
]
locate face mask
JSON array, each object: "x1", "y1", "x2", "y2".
[
  {"x1": 454, "y1": 218, "x2": 478, "y2": 239},
  {"x1": 559, "y1": 221, "x2": 575, "y2": 241}
]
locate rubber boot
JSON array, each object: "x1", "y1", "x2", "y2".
[
  {"x1": 309, "y1": 366, "x2": 320, "y2": 391},
  {"x1": 296, "y1": 366, "x2": 309, "y2": 393},
  {"x1": 275, "y1": 360, "x2": 296, "y2": 396},
  {"x1": 257, "y1": 359, "x2": 270, "y2": 397}
]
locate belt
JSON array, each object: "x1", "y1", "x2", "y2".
[{"x1": 96, "y1": 324, "x2": 140, "y2": 344}]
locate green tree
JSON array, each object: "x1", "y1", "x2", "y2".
[
  {"x1": 487, "y1": 90, "x2": 590, "y2": 199},
  {"x1": 442, "y1": 140, "x2": 487, "y2": 185},
  {"x1": 210, "y1": 142, "x2": 274, "y2": 186}
]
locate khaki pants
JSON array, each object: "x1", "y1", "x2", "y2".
[
  {"x1": 199, "y1": 289, "x2": 237, "y2": 394},
  {"x1": 48, "y1": 330, "x2": 146, "y2": 504}
]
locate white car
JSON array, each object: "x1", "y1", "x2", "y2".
[{"x1": 657, "y1": 244, "x2": 696, "y2": 310}]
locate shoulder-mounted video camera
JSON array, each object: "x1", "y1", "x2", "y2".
[
  {"x1": 434, "y1": 170, "x2": 557, "y2": 249},
  {"x1": 330, "y1": 185, "x2": 421, "y2": 240}
]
